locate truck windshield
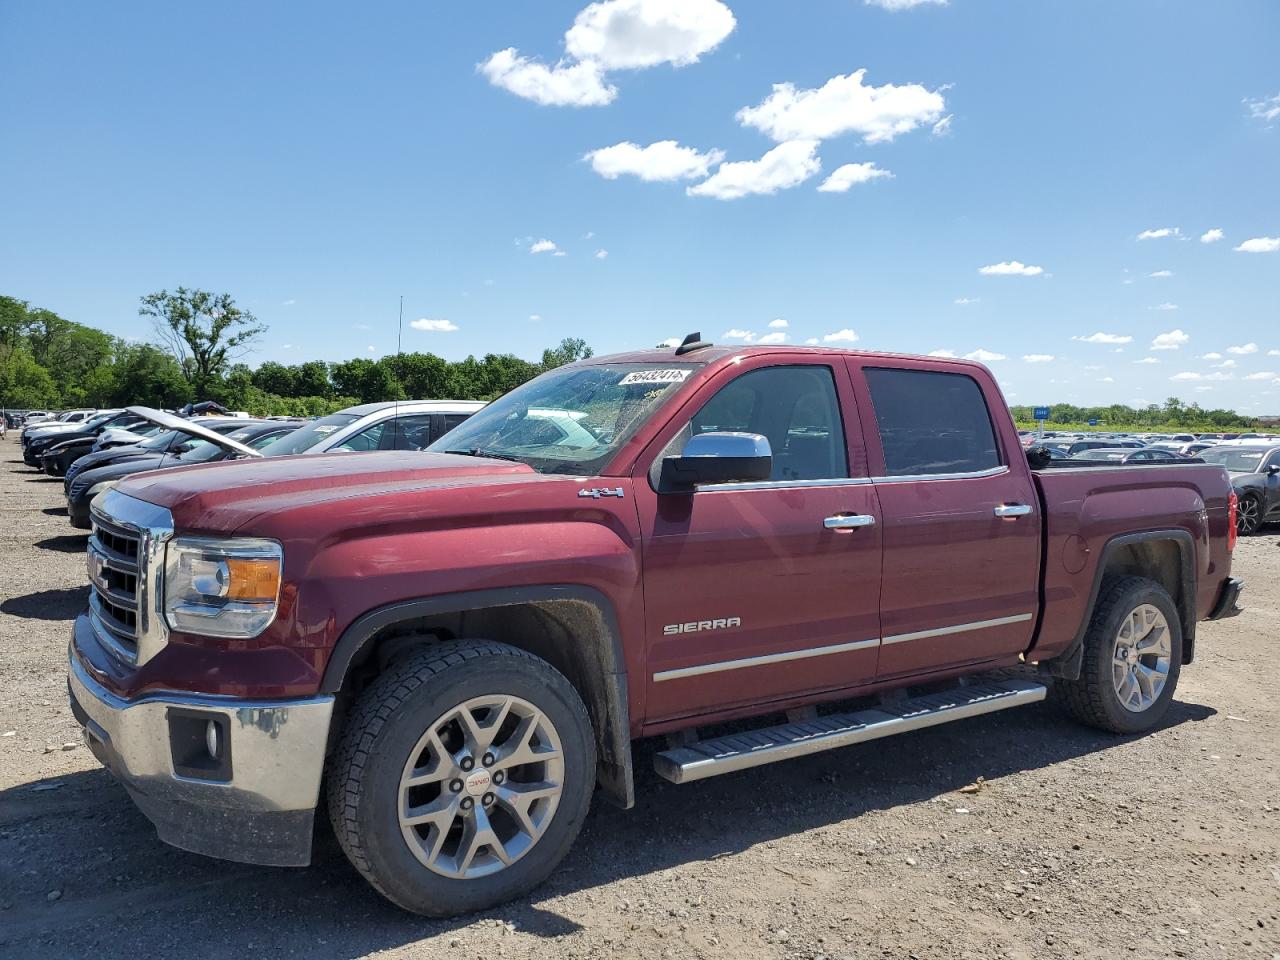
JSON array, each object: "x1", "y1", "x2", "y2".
[
  {"x1": 259, "y1": 412, "x2": 360, "y2": 456},
  {"x1": 426, "y1": 362, "x2": 698, "y2": 475},
  {"x1": 1199, "y1": 448, "x2": 1267, "y2": 472}
]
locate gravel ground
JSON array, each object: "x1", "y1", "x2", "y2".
[{"x1": 1, "y1": 437, "x2": 1277, "y2": 960}]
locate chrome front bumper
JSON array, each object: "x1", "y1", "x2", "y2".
[{"x1": 67, "y1": 644, "x2": 334, "y2": 867}]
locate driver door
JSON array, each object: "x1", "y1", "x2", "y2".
[{"x1": 632, "y1": 357, "x2": 883, "y2": 725}]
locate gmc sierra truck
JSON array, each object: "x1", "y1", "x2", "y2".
[{"x1": 68, "y1": 337, "x2": 1243, "y2": 916}]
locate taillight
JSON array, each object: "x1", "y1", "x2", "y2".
[{"x1": 1227, "y1": 491, "x2": 1238, "y2": 552}]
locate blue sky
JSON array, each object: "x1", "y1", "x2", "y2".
[{"x1": 1, "y1": 0, "x2": 1277, "y2": 411}]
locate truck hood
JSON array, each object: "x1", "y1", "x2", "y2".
[{"x1": 117, "y1": 451, "x2": 541, "y2": 533}]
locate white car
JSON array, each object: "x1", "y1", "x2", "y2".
[{"x1": 259, "y1": 400, "x2": 486, "y2": 456}]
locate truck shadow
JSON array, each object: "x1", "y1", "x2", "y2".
[
  {"x1": 0, "y1": 586, "x2": 90, "y2": 620},
  {"x1": 0, "y1": 697, "x2": 1215, "y2": 958},
  {"x1": 34, "y1": 534, "x2": 88, "y2": 554}
]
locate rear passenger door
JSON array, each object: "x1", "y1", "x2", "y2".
[{"x1": 845, "y1": 359, "x2": 1041, "y2": 679}]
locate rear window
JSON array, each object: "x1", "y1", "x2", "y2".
[
  {"x1": 1199, "y1": 448, "x2": 1268, "y2": 472},
  {"x1": 864, "y1": 367, "x2": 1001, "y2": 477}
]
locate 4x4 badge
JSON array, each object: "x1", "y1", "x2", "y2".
[{"x1": 578, "y1": 487, "x2": 625, "y2": 499}]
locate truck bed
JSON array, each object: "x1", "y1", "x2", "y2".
[{"x1": 1025, "y1": 460, "x2": 1233, "y2": 664}]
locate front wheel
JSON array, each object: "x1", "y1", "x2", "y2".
[
  {"x1": 1236, "y1": 493, "x2": 1263, "y2": 536},
  {"x1": 327, "y1": 641, "x2": 596, "y2": 916},
  {"x1": 1054, "y1": 576, "x2": 1182, "y2": 734}
]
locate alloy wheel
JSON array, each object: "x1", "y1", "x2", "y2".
[
  {"x1": 1111, "y1": 604, "x2": 1172, "y2": 713},
  {"x1": 398, "y1": 694, "x2": 564, "y2": 879}
]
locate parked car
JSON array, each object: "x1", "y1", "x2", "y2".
[
  {"x1": 256, "y1": 400, "x2": 486, "y2": 457},
  {"x1": 29, "y1": 412, "x2": 149, "y2": 474},
  {"x1": 66, "y1": 415, "x2": 299, "y2": 527},
  {"x1": 20, "y1": 409, "x2": 116, "y2": 449},
  {"x1": 1070, "y1": 447, "x2": 1183, "y2": 464},
  {"x1": 64, "y1": 417, "x2": 261, "y2": 494},
  {"x1": 1198, "y1": 444, "x2": 1280, "y2": 535},
  {"x1": 69, "y1": 340, "x2": 1241, "y2": 917}
]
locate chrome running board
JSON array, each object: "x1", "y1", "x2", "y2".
[{"x1": 653, "y1": 678, "x2": 1047, "y2": 784}]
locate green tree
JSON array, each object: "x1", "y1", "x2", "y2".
[
  {"x1": 0, "y1": 348, "x2": 59, "y2": 408},
  {"x1": 140, "y1": 287, "x2": 265, "y2": 396},
  {"x1": 293, "y1": 360, "x2": 333, "y2": 398},
  {"x1": 540, "y1": 337, "x2": 593, "y2": 370},
  {"x1": 330, "y1": 358, "x2": 403, "y2": 403},
  {"x1": 105, "y1": 343, "x2": 194, "y2": 408},
  {"x1": 251, "y1": 361, "x2": 299, "y2": 397}
]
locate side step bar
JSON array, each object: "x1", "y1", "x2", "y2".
[{"x1": 653, "y1": 678, "x2": 1047, "y2": 784}]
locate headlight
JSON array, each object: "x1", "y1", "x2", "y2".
[
  {"x1": 164, "y1": 537, "x2": 283, "y2": 638},
  {"x1": 87, "y1": 480, "x2": 118, "y2": 497}
]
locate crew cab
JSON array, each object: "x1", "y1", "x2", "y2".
[{"x1": 68, "y1": 338, "x2": 1242, "y2": 917}]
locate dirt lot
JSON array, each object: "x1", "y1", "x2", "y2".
[{"x1": 1, "y1": 438, "x2": 1277, "y2": 960}]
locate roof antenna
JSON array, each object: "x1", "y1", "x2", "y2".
[
  {"x1": 675, "y1": 331, "x2": 713, "y2": 356},
  {"x1": 394, "y1": 295, "x2": 403, "y2": 442}
]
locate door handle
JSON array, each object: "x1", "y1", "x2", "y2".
[
  {"x1": 994, "y1": 503, "x2": 1032, "y2": 518},
  {"x1": 824, "y1": 514, "x2": 876, "y2": 530}
]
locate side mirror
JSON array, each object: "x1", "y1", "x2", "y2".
[
  {"x1": 1267, "y1": 464, "x2": 1279, "y2": 476},
  {"x1": 658, "y1": 432, "x2": 772, "y2": 493}
]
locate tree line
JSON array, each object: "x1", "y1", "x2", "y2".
[
  {"x1": 1009, "y1": 400, "x2": 1259, "y2": 432},
  {"x1": 1, "y1": 290, "x2": 592, "y2": 417}
]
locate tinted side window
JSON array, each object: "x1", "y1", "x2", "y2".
[
  {"x1": 864, "y1": 367, "x2": 1001, "y2": 477},
  {"x1": 672, "y1": 365, "x2": 848, "y2": 482},
  {"x1": 387, "y1": 414, "x2": 435, "y2": 450}
]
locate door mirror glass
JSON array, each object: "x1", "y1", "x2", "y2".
[
  {"x1": 1267, "y1": 464, "x2": 1280, "y2": 476},
  {"x1": 659, "y1": 432, "x2": 772, "y2": 493}
]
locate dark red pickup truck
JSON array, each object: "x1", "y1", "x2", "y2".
[{"x1": 68, "y1": 339, "x2": 1243, "y2": 915}]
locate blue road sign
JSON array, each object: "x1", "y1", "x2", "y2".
[
  {"x1": 1088, "y1": 418, "x2": 1098, "y2": 426},
  {"x1": 1033, "y1": 406, "x2": 1050, "y2": 420}
]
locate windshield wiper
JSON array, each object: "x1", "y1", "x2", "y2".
[{"x1": 443, "y1": 448, "x2": 524, "y2": 463}]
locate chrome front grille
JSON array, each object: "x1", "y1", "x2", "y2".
[{"x1": 87, "y1": 491, "x2": 174, "y2": 666}]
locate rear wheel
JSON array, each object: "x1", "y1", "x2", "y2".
[
  {"x1": 1054, "y1": 576, "x2": 1182, "y2": 734},
  {"x1": 327, "y1": 641, "x2": 596, "y2": 916},
  {"x1": 1236, "y1": 492, "x2": 1262, "y2": 536}
]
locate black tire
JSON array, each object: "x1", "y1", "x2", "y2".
[
  {"x1": 1053, "y1": 576, "x2": 1183, "y2": 734},
  {"x1": 326, "y1": 641, "x2": 596, "y2": 917},
  {"x1": 1237, "y1": 492, "x2": 1263, "y2": 536}
]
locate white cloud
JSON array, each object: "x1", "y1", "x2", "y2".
[
  {"x1": 1200, "y1": 228, "x2": 1224, "y2": 244},
  {"x1": 1270, "y1": 349, "x2": 1280, "y2": 357},
  {"x1": 1244, "y1": 371, "x2": 1277, "y2": 381},
  {"x1": 722, "y1": 328, "x2": 756, "y2": 342},
  {"x1": 553, "y1": 250, "x2": 567, "y2": 257},
  {"x1": 479, "y1": 51, "x2": 616, "y2": 107},
  {"x1": 1072, "y1": 332, "x2": 1133, "y2": 344},
  {"x1": 281, "y1": 299, "x2": 296, "y2": 306},
  {"x1": 768, "y1": 318, "x2": 788, "y2": 329},
  {"x1": 931, "y1": 114, "x2": 953, "y2": 136},
  {"x1": 1194, "y1": 386, "x2": 1214, "y2": 392},
  {"x1": 1134, "y1": 357, "x2": 1161, "y2": 365},
  {"x1": 530, "y1": 238, "x2": 559, "y2": 254},
  {"x1": 595, "y1": 249, "x2": 609, "y2": 259},
  {"x1": 927, "y1": 349, "x2": 957, "y2": 358},
  {"x1": 1083, "y1": 364, "x2": 1102, "y2": 371},
  {"x1": 687, "y1": 140, "x2": 821, "y2": 200},
  {"x1": 757, "y1": 331, "x2": 787, "y2": 344},
  {"x1": 480, "y1": 0, "x2": 735, "y2": 107},
  {"x1": 1148, "y1": 270, "x2": 1173, "y2": 278},
  {"x1": 1170, "y1": 371, "x2": 1202, "y2": 381},
  {"x1": 953, "y1": 297, "x2": 979, "y2": 305},
  {"x1": 1151, "y1": 303, "x2": 1178, "y2": 311},
  {"x1": 736, "y1": 69, "x2": 946, "y2": 145},
  {"x1": 281, "y1": 343, "x2": 293, "y2": 350},
  {"x1": 1136, "y1": 227, "x2": 1181, "y2": 240},
  {"x1": 804, "y1": 338, "x2": 819, "y2": 345},
  {"x1": 353, "y1": 323, "x2": 372, "y2": 331},
  {"x1": 1234, "y1": 236, "x2": 1280, "y2": 253},
  {"x1": 367, "y1": 345, "x2": 376, "y2": 353},
  {"x1": 817, "y1": 162, "x2": 893, "y2": 193},
  {"x1": 823, "y1": 328, "x2": 860, "y2": 343},
  {"x1": 410, "y1": 318, "x2": 459, "y2": 332},
  {"x1": 585, "y1": 140, "x2": 724, "y2": 181},
  {"x1": 965, "y1": 348, "x2": 1006, "y2": 362},
  {"x1": 1150, "y1": 329, "x2": 1188, "y2": 350},
  {"x1": 657, "y1": 337, "x2": 681, "y2": 348},
  {"x1": 1207, "y1": 371, "x2": 1234, "y2": 381},
  {"x1": 529, "y1": 314, "x2": 542, "y2": 322},
  {"x1": 565, "y1": 0, "x2": 736, "y2": 70},
  {"x1": 1213, "y1": 359, "x2": 1237, "y2": 369},
  {"x1": 1022, "y1": 354, "x2": 1054, "y2": 363},
  {"x1": 866, "y1": 0, "x2": 947, "y2": 8},
  {"x1": 1200, "y1": 352, "x2": 1223, "y2": 360},
  {"x1": 1227, "y1": 342, "x2": 1258, "y2": 354},
  {"x1": 1245, "y1": 92, "x2": 1280, "y2": 125},
  {"x1": 978, "y1": 260, "x2": 1044, "y2": 276},
  {"x1": 1098, "y1": 376, "x2": 1115, "y2": 383}
]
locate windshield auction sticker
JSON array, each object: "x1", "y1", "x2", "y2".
[{"x1": 619, "y1": 369, "x2": 691, "y2": 386}]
